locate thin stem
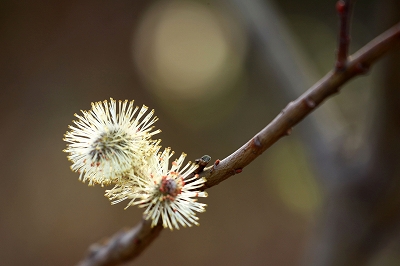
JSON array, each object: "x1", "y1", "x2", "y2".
[{"x1": 335, "y1": 0, "x2": 356, "y2": 71}]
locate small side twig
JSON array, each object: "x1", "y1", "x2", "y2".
[
  {"x1": 76, "y1": 21, "x2": 400, "y2": 266},
  {"x1": 335, "y1": 0, "x2": 356, "y2": 71},
  {"x1": 194, "y1": 155, "x2": 212, "y2": 175}
]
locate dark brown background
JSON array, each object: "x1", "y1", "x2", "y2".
[{"x1": 1, "y1": 0, "x2": 397, "y2": 265}]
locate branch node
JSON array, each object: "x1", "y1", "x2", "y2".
[
  {"x1": 231, "y1": 168, "x2": 242, "y2": 175},
  {"x1": 335, "y1": 60, "x2": 348, "y2": 71},
  {"x1": 304, "y1": 97, "x2": 316, "y2": 109},
  {"x1": 285, "y1": 127, "x2": 293, "y2": 136},
  {"x1": 235, "y1": 168, "x2": 243, "y2": 174},
  {"x1": 355, "y1": 62, "x2": 370, "y2": 75},
  {"x1": 214, "y1": 159, "x2": 220, "y2": 166},
  {"x1": 252, "y1": 136, "x2": 262, "y2": 148}
]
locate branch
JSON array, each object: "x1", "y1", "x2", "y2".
[
  {"x1": 77, "y1": 22, "x2": 400, "y2": 266},
  {"x1": 77, "y1": 219, "x2": 163, "y2": 266},
  {"x1": 204, "y1": 21, "x2": 400, "y2": 188}
]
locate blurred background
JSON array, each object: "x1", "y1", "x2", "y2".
[{"x1": 1, "y1": 0, "x2": 399, "y2": 265}]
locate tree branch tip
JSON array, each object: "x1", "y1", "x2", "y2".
[{"x1": 336, "y1": 0, "x2": 346, "y2": 14}]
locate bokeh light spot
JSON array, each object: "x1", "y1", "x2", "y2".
[
  {"x1": 133, "y1": 0, "x2": 247, "y2": 101},
  {"x1": 264, "y1": 139, "x2": 322, "y2": 215}
]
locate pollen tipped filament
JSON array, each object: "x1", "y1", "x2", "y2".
[{"x1": 65, "y1": 99, "x2": 208, "y2": 230}]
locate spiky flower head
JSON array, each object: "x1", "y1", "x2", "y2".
[
  {"x1": 105, "y1": 148, "x2": 208, "y2": 230},
  {"x1": 64, "y1": 98, "x2": 161, "y2": 186}
]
